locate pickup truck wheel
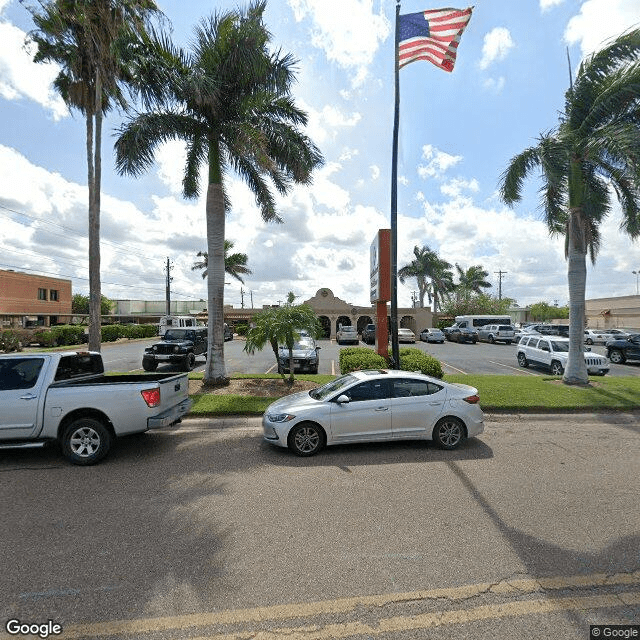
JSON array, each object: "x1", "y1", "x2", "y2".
[
  {"x1": 142, "y1": 359, "x2": 157, "y2": 372},
  {"x1": 608, "y1": 349, "x2": 625, "y2": 364},
  {"x1": 184, "y1": 353, "x2": 196, "y2": 371},
  {"x1": 62, "y1": 418, "x2": 112, "y2": 465},
  {"x1": 488, "y1": 335, "x2": 495, "y2": 344},
  {"x1": 550, "y1": 360, "x2": 564, "y2": 376},
  {"x1": 585, "y1": 338, "x2": 594, "y2": 345}
]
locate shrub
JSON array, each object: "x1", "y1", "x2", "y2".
[
  {"x1": 0, "y1": 329, "x2": 24, "y2": 352},
  {"x1": 395, "y1": 347, "x2": 444, "y2": 379},
  {"x1": 235, "y1": 323, "x2": 249, "y2": 336},
  {"x1": 51, "y1": 324, "x2": 85, "y2": 346},
  {"x1": 339, "y1": 347, "x2": 387, "y2": 374},
  {"x1": 33, "y1": 329, "x2": 57, "y2": 347},
  {"x1": 101, "y1": 324, "x2": 123, "y2": 342}
]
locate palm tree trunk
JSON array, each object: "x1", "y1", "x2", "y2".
[
  {"x1": 87, "y1": 89, "x2": 101, "y2": 352},
  {"x1": 204, "y1": 153, "x2": 228, "y2": 384},
  {"x1": 564, "y1": 209, "x2": 589, "y2": 385}
]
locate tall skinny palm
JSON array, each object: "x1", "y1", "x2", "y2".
[
  {"x1": 27, "y1": 0, "x2": 162, "y2": 351},
  {"x1": 116, "y1": 2, "x2": 323, "y2": 385},
  {"x1": 398, "y1": 245, "x2": 453, "y2": 311},
  {"x1": 191, "y1": 240, "x2": 252, "y2": 284},
  {"x1": 500, "y1": 29, "x2": 640, "y2": 385},
  {"x1": 455, "y1": 264, "x2": 492, "y2": 296}
]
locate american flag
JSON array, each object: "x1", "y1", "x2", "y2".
[{"x1": 398, "y1": 7, "x2": 473, "y2": 72}]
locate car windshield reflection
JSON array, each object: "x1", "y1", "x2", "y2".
[
  {"x1": 309, "y1": 374, "x2": 357, "y2": 400},
  {"x1": 550, "y1": 340, "x2": 569, "y2": 352}
]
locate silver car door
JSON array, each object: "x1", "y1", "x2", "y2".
[
  {"x1": 330, "y1": 379, "x2": 392, "y2": 441},
  {"x1": 0, "y1": 357, "x2": 47, "y2": 439},
  {"x1": 390, "y1": 378, "x2": 447, "y2": 438}
]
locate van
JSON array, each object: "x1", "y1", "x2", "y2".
[{"x1": 158, "y1": 316, "x2": 200, "y2": 337}]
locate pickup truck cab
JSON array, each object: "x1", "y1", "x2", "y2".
[{"x1": 0, "y1": 351, "x2": 191, "y2": 465}]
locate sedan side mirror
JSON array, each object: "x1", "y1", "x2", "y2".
[{"x1": 335, "y1": 394, "x2": 350, "y2": 404}]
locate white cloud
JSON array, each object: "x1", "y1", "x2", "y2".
[
  {"x1": 540, "y1": 0, "x2": 564, "y2": 11},
  {"x1": 440, "y1": 178, "x2": 480, "y2": 199},
  {"x1": 0, "y1": 21, "x2": 67, "y2": 119},
  {"x1": 287, "y1": 0, "x2": 391, "y2": 87},
  {"x1": 369, "y1": 165, "x2": 380, "y2": 181},
  {"x1": 479, "y1": 27, "x2": 515, "y2": 70},
  {"x1": 564, "y1": 0, "x2": 640, "y2": 58},
  {"x1": 301, "y1": 100, "x2": 362, "y2": 145},
  {"x1": 483, "y1": 76, "x2": 506, "y2": 93},
  {"x1": 417, "y1": 145, "x2": 462, "y2": 180}
]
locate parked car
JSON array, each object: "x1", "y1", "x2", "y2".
[
  {"x1": 583, "y1": 329, "x2": 617, "y2": 345},
  {"x1": 0, "y1": 351, "x2": 191, "y2": 465},
  {"x1": 262, "y1": 369, "x2": 484, "y2": 456},
  {"x1": 420, "y1": 328, "x2": 445, "y2": 343},
  {"x1": 606, "y1": 334, "x2": 640, "y2": 364},
  {"x1": 448, "y1": 327, "x2": 478, "y2": 344},
  {"x1": 522, "y1": 324, "x2": 569, "y2": 337},
  {"x1": 142, "y1": 327, "x2": 207, "y2": 371},
  {"x1": 336, "y1": 325, "x2": 359, "y2": 345},
  {"x1": 224, "y1": 323, "x2": 233, "y2": 341},
  {"x1": 397, "y1": 328, "x2": 416, "y2": 343},
  {"x1": 361, "y1": 324, "x2": 376, "y2": 345},
  {"x1": 477, "y1": 324, "x2": 516, "y2": 344},
  {"x1": 607, "y1": 329, "x2": 630, "y2": 340},
  {"x1": 277, "y1": 337, "x2": 321, "y2": 374},
  {"x1": 517, "y1": 335, "x2": 609, "y2": 376}
]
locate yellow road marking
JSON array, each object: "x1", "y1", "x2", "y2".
[
  {"x1": 46, "y1": 571, "x2": 640, "y2": 639},
  {"x1": 188, "y1": 592, "x2": 640, "y2": 639}
]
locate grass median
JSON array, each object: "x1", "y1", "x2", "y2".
[{"x1": 187, "y1": 372, "x2": 640, "y2": 416}]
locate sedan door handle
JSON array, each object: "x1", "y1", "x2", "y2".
[
  {"x1": 19, "y1": 393, "x2": 38, "y2": 400},
  {"x1": 375, "y1": 406, "x2": 389, "y2": 411}
]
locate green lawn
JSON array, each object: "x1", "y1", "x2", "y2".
[{"x1": 187, "y1": 373, "x2": 640, "y2": 416}]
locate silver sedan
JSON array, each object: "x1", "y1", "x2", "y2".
[{"x1": 262, "y1": 369, "x2": 484, "y2": 456}]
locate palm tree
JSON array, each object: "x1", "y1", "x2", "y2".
[
  {"x1": 191, "y1": 240, "x2": 252, "y2": 284},
  {"x1": 27, "y1": 0, "x2": 163, "y2": 352},
  {"x1": 244, "y1": 303, "x2": 322, "y2": 383},
  {"x1": 500, "y1": 29, "x2": 640, "y2": 385},
  {"x1": 115, "y1": 1, "x2": 323, "y2": 385},
  {"x1": 398, "y1": 245, "x2": 454, "y2": 311},
  {"x1": 455, "y1": 264, "x2": 492, "y2": 295}
]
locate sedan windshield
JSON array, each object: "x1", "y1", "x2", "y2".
[
  {"x1": 279, "y1": 340, "x2": 315, "y2": 351},
  {"x1": 310, "y1": 374, "x2": 357, "y2": 400}
]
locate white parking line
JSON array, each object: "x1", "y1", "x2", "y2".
[
  {"x1": 488, "y1": 361, "x2": 541, "y2": 376},
  {"x1": 441, "y1": 361, "x2": 467, "y2": 375},
  {"x1": 265, "y1": 363, "x2": 277, "y2": 374}
]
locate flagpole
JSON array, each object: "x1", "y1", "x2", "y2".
[{"x1": 390, "y1": 0, "x2": 401, "y2": 369}]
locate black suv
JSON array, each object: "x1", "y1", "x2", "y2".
[
  {"x1": 142, "y1": 327, "x2": 207, "y2": 371},
  {"x1": 361, "y1": 324, "x2": 376, "y2": 345}
]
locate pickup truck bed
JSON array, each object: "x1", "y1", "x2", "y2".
[{"x1": 0, "y1": 351, "x2": 191, "y2": 465}]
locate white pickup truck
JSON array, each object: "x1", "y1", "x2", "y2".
[{"x1": 0, "y1": 351, "x2": 192, "y2": 465}]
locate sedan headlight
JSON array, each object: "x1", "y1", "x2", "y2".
[{"x1": 267, "y1": 413, "x2": 296, "y2": 423}]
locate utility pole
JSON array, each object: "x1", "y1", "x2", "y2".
[
  {"x1": 250, "y1": 290, "x2": 254, "y2": 308},
  {"x1": 165, "y1": 257, "x2": 173, "y2": 316},
  {"x1": 494, "y1": 270, "x2": 507, "y2": 300},
  {"x1": 240, "y1": 287, "x2": 245, "y2": 308}
]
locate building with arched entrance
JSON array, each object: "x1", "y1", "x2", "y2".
[{"x1": 301, "y1": 288, "x2": 433, "y2": 339}]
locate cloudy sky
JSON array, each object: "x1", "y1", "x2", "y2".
[{"x1": 1, "y1": 0, "x2": 639, "y2": 312}]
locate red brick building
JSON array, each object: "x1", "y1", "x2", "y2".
[{"x1": 0, "y1": 269, "x2": 72, "y2": 328}]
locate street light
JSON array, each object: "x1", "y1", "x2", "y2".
[{"x1": 633, "y1": 270, "x2": 639, "y2": 295}]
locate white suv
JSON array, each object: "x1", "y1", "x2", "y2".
[
  {"x1": 517, "y1": 336, "x2": 609, "y2": 376},
  {"x1": 477, "y1": 324, "x2": 515, "y2": 344}
]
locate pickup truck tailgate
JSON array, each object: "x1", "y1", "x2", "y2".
[{"x1": 147, "y1": 373, "x2": 192, "y2": 428}]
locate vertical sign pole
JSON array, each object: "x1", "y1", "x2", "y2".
[{"x1": 390, "y1": 1, "x2": 401, "y2": 369}]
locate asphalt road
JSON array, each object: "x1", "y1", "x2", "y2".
[
  {"x1": 1, "y1": 412, "x2": 638, "y2": 639},
  {"x1": 100, "y1": 336, "x2": 640, "y2": 378}
]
